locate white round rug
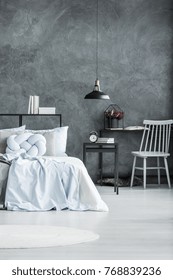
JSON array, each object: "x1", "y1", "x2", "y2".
[{"x1": 0, "y1": 225, "x2": 99, "y2": 249}]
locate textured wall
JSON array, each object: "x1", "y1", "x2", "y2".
[{"x1": 0, "y1": 0, "x2": 173, "y2": 180}]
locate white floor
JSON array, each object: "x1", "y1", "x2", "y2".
[{"x1": 0, "y1": 185, "x2": 173, "y2": 260}]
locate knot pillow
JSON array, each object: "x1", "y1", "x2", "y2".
[{"x1": 6, "y1": 133, "x2": 46, "y2": 156}]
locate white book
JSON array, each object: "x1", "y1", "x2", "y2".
[
  {"x1": 28, "y1": 96, "x2": 32, "y2": 114},
  {"x1": 97, "y1": 138, "x2": 114, "y2": 141},
  {"x1": 39, "y1": 107, "x2": 56, "y2": 114},
  {"x1": 30, "y1": 96, "x2": 34, "y2": 114},
  {"x1": 33, "y1": 96, "x2": 39, "y2": 114},
  {"x1": 28, "y1": 96, "x2": 34, "y2": 114},
  {"x1": 96, "y1": 141, "x2": 114, "y2": 143},
  {"x1": 96, "y1": 137, "x2": 114, "y2": 143}
]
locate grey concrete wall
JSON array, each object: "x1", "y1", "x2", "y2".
[{"x1": 0, "y1": 0, "x2": 173, "y2": 181}]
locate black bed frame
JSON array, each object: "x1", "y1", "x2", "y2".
[{"x1": 0, "y1": 113, "x2": 62, "y2": 127}]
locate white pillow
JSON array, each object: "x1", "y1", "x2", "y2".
[
  {"x1": 0, "y1": 126, "x2": 26, "y2": 154},
  {"x1": 6, "y1": 133, "x2": 46, "y2": 157},
  {"x1": 25, "y1": 126, "x2": 68, "y2": 156},
  {"x1": 0, "y1": 125, "x2": 25, "y2": 132}
]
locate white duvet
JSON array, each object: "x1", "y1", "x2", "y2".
[{"x1": 4, "y1": 155, "x2": 108, "y2": 212}]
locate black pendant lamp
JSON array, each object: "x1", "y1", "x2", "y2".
[{"x1": 84, "y1": 0, "x2": 110, "y2": 100}]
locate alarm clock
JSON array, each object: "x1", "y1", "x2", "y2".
[{"x1": 89, "y1": 131, "x2": 98, "y2": 143}]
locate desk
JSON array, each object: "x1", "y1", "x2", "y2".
[
  {"x1": 99, "y1": 127, "x2": 146, "y2": 181},
  {"x1": 83, "y1": 142, "x2": 119, "y2": 194},
  {"x1": 100, "y1": 127, "x2": 145, "y2": 135}
]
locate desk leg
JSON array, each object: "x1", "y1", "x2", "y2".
[
  {"x1": 114, "y1": 146, "x2": 119, "y2": 194},
  {"x1": 83, "y1": 144, "x2": 86, "y2": 166},
  {"x1": 99, "y1": 152, "x2": 103, "y2": 185}
]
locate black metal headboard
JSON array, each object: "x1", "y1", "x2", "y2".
[{"x1": 0, "y1": 114, "x2": 62, "y2": 127}]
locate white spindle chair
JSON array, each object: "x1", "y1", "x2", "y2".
[{"x1": 130, "y1": 120, "x2": 173, "y2": 189}]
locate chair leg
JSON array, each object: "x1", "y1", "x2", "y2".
[
  {"x1": 157, "y1": 157, "x2": 160, "y2": 185},
  {"x1": 130, "y1": 156, "x2": 136, "y2": 188},
  {"x1": 164, "y1": 157, "x2": 171, "y2": 189},
  {"x1": 143, "y1": 158, "x2": 147, "y2": 189}
]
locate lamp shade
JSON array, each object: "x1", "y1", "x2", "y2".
[
  {"x1": 84, "y1": 90, "x2": 110, "y2": 100},
  {"x1": 84, "y1": 79, "x2": 110, "y2": 100}
]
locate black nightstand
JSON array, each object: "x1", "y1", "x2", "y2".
[{"x1": 83, "y1": 142, "x2": 119, "y2": 194}]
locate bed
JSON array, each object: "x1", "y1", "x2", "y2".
[{"x1": 0, "y1": 116, "x2": 108, "y2": 212}]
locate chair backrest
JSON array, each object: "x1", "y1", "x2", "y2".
[{"x1": 140, "y1": 120, "x2": 173, "y2": 153}]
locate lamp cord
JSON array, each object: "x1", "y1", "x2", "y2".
[{"x1": 96, "y1": 0, "x2": 99, "y2": 80}]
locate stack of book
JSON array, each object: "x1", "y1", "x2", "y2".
[
  {"x1": 39, "y1": 107, "x2": 56, "y2": 114},
  {"x1": 96, "y1": 137, "x2": 114, "y2": 143},
  {"x1": 28, "y1": 96, "x2": 39, "y2": 114},
  {"x1": 28, "y1": 96, "x2": 56, "y2": 114}
]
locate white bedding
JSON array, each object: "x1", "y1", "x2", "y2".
[
  {"x1": 0, "y1": 160, "x2": 9, "y2": 205},
  {"x1": 4, "y1": 155, "x2": 108, "y2": 212}
]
